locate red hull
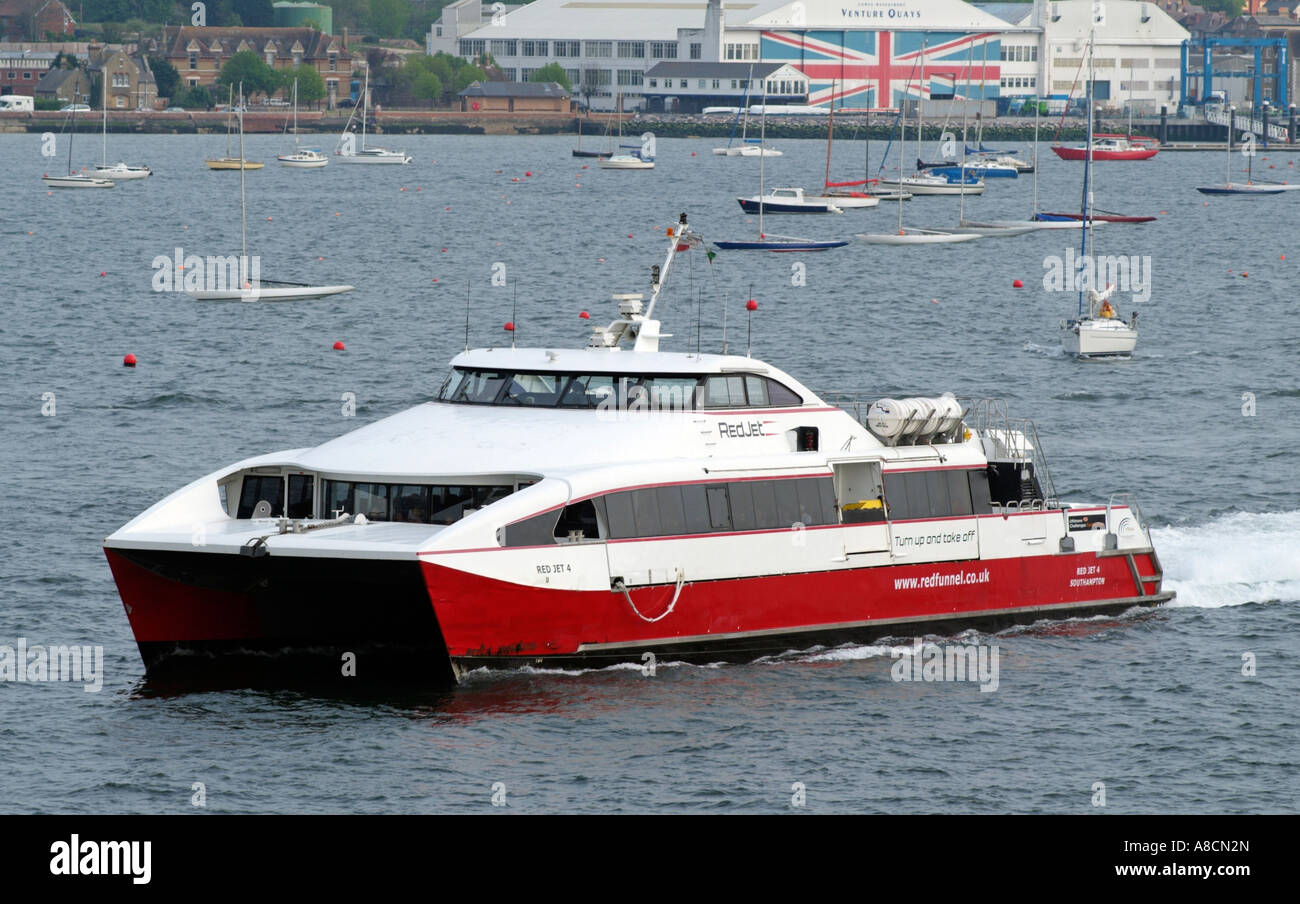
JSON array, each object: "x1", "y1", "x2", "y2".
[
  {"x1": 423, "y1": 550, "x2": 1166, "y2": 664},
  {"x1": 1051, "y1": 146, "x2": 1159, "y2": 161}
]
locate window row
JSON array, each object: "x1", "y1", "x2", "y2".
[
  {"x1": 439, "y1": 369, "x2": 803, "y2": 410},
  {"x1": 503, "y1": 478, "x2": 838, "y2": 546},
  {"x1": 233, "y1": 474, "x2": 515, "y2": 524},
  {"x1": 882, "y1": 470, "x2": 979, "y2": 521},
  {"x1": 1000, "y1": 45, "x2": 1039, "y2": 63}
]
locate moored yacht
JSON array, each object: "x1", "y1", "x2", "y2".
[{"x1": 105, "y1": 215, "x2": 1171, "y2": 683}]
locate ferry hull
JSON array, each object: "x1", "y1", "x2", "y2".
[
  {"x1": 106, "y1": 541, "x2": 1169, "y2": 682},
  {"x1": 104, "y1": 547, "x2": 456, "y2": 684},
  {"x1": 422, "y1": 548, "x2": 1170, "y2": 673}
]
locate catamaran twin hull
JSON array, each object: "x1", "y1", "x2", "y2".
[{"x1": 106, "y1": 512, "x2": 1167, "y2": 682}]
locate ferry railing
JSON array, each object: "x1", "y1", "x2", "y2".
[{"x1": 1104, "y1": 491, "x2": 1148, "y2": 550}]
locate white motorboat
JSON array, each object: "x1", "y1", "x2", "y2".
[
  {"x1": 279, "y1": 79, "x2": 328, "y2": 168},
  {"x1": 738, "y1": 187, "x2": 842, "y2": 214},
  {"x1": 336, "y1": 67, "x2": 411, "y2": 165},
  {"x1": 104, "y1": 213, "x2": 1171, "y2": 683}
]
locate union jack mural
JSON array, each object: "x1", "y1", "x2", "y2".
[{"x1": 760, "y1": 30, "x2": 1002, "y2": 109}]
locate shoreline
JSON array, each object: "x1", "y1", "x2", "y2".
[{"x1": 2, "y1": 110, "x2": 1292, "y2": 146}]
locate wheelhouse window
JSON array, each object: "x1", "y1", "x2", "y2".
[
  {"x1": 439, "y1": 368, "x2": 803, "y2": 410},
  {"x1": 322, "y1": 480, "x2": 514, "y2": 524}
]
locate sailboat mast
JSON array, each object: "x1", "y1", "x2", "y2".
[
  {"x1": 758, "y1": 94, "x2": 766, "y2": 236},
  {"x1": 1032, "y1": 91, "x2": 1040, "y2": 216},
  {"x1": 239, "y1": 83, "x2": 247, "y2": 262},
  {"x1": 825, "y1": 81, "x2": 834, "y2": 189},
  {"x1": 916, "y1": 39, "x2": 925, "y2": 167},
  {"x1": 1078, "y1": 27, "x2": 1095, "y2": 319},
  {"x1": 1226, "y1": 106, "x2": 1232, "y2": 185}
]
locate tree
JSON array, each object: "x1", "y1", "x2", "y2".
[
  {"x1": 412, "y1": 71, "x2": 442, "y2": 107},
  {"x1": 531, "y1": 63, "x2": 571, "y2": 92},
  {"x1": 231, "y1": 0, "x2": 274, "y2": 27},
  {"x1": 148, "y1": 56, "x2": 180, "y2": 100},
  {"x1": 289, "y1": 65, "x2": 326, "y2": 106},
  {"x1": 178, "y1": 85, "x2": 215, "y2": 109},
  {"x1": 454, "y1": 65, "x2": 487, "y2": 94},
  {"x1": 368, "y1": 0, "x2": 410, "y2": 37},
  {"x1": 1198, "y1": 0, "x2": 1243, "y2": 13},
  {"x1": 216, "y1": 50, "x2": 281, "y2": 99}
]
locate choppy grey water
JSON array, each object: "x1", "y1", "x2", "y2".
[{"x1": 1, "y1": 129, "x2": 1297, "y2": 814}]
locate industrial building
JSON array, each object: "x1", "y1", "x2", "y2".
[{"x1": 428, "y1": 0, "x2": 1193, "y2": 113}]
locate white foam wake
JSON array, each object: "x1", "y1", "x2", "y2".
[{"x1": 1153, "y1": 510, "x2": 1300, "y2": 608}]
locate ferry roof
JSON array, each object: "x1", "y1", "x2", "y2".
[{"x1": 450, "y1": 346, "x2": 807, "y2": 379}]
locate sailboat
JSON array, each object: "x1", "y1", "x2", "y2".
[
  {"x1": 206, "y1": 87, "x2": 264, "y2": 170},
  {"x1": 858, "y1": 69, "x2": 979, "y2": 244},
  {"x1": 877, "y1": 40, "x2": 985, "y2": 197},
  {"x1": 278, "y1": 79, "x2": 328, "y2": 168},
  {"x1": 92, "y1": 64, "x2": 150, "y2": 179},
  {"x1": 1196, "y1": 110, "x2": 1286, "y2": 195},
  {"x1": 572, "y1": 112, "x2": 612, "y2": 158},
  {"x1": 714, "y1": 65, "x2": 782, "y2": 157},
  {"x1": 336, "y1": 67, "x2": 410, "y2": 164},
  {"x1": 189, "y1": 87, "x2": 352, "y2": 302},
  {"x1": 599, "y1": 92, "x2": 654, "y2": 169},
  {"x1": 42, "y1": 95, "x2": 115, "y2": 188},
  {"x1": 714, "y1": 101, "x2": 847, "y2": 252},
  {"x1": 1062, "y1": 21, "x2": 1138, "y2": 358},
  {"x1": 807, "y1": 89, "x2": 879, "y2": 208}
]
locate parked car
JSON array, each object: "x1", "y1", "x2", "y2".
[{"x1": 59, "y1": 103, "x2": 91, "y2": 112}]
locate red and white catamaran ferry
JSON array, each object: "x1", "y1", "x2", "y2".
[{"x1": 105, "y1": 215, "x2": 1172, "y2": 682}]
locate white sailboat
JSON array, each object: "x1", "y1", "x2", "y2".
[
  {"x1": 858, "y1": 77, "x2": 979, "y2": 245},
  {"x1": 336, "y1": 67, "x2": 411, "y2": 164},
  {"x1": 278, "y1": 79, "x2": 328, "y2": 168},
  {"x1": 92, "y1": 65, "x2": 151, "y2": 179},
  {"x1": 42, "y1": 95, "x2": 115, "y2": 189},
  {"x1": 600, "y1": 92, "x2": 654, "y2": 169},
  {"x1": 714, "y1": 65, "x2": 782, "y2": 157},
  {"x1": 1062, "y1": 14, "x2": 1138, "y2": 358},
  {"x1": 190, "y1": 87, "x2": 352, "y2": 302}
]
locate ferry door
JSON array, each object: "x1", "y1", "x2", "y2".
[{"x1": 832, "y1": 460, "x2": 890, "y2": 556}]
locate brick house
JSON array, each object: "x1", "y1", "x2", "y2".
[
  {"x1": 158, "y1": 26, "x2": 354, "y2": 108},
  {"x1": 89, "y1": 47, "x2": 158, "y2": 110},
  {"x1": 458, "y1": 80, "x2": 572, "y2": 112},
  {"x1": 0, "y1": 48, "x2": 56, "y2": 96},
  {"x1": 0, "y1": 0, "x2": 74, "y2": 42},
  {"x1": 34, "y1": 63, "x2": 88, "y2": 103}
]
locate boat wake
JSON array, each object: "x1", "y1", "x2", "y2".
[{"x1": 1153, "y1": 510, "x2": 1300, "y2": 608}]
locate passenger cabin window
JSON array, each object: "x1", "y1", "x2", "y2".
[
  {"x1": 438, "y1": 368, "x2": 803, "y2": 410},
  {"x1": 883, "y1": 470, "x2": 977, "y2": 521}
]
